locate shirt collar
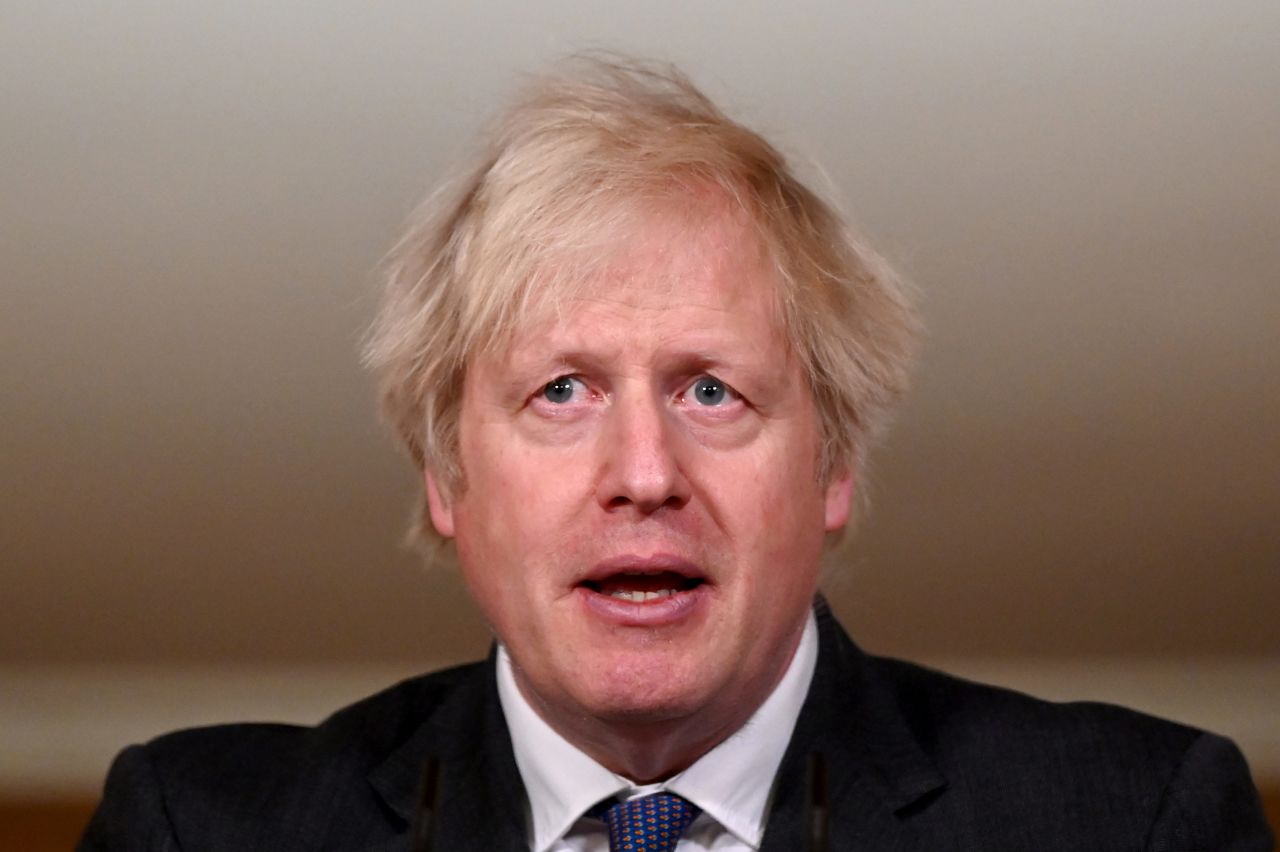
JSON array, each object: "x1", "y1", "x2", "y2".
[{"x1": 497, "y1": 611, "x2": 819, "y2": 851}]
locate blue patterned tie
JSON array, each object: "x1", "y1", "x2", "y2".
[{"x1": 596, "y1": 792, "x2": 701, "y2": 852}]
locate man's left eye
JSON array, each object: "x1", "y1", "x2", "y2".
[{"x1": 688, "y1": 376, "x2": 736, "y2": 406}]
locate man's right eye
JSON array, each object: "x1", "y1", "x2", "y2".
[{"x1": 541, "y1": 376, "x2": 584, "y2": 404}]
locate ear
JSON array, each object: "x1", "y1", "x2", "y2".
[
  {"x1": 823, "y1": 470, "x2": 854, "y2": 532},
  {"x1": 425, "y1": 469, "x2": 456, "y2": 538}
]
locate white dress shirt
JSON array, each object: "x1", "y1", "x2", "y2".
[{"x1": 496, "y1": 612, "x2": 818, "y2": 852}]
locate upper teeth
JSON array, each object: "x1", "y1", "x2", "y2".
[{"x1": 609, "y1": 589, "x2": 675, "y2": 601}]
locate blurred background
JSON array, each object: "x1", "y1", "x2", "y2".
[{"x1": 3, "y1": 1, "x2": 1277, "y2": 845}]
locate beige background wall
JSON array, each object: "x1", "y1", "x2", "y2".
[{"x1": 3, "y1": 1, "x2": 1277, "y2": 797}]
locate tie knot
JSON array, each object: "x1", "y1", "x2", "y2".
[{"x1": 595, "y1": 792, "x2": 701, "y2": 852}]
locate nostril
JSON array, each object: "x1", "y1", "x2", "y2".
[{"x1": 603, "y1": 492, "x2": 686, "y2": 513}]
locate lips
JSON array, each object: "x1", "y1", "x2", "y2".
[
  {"x1": 577, "y1": 554, "x2": 707, "y2": 602},
  {"x1": 584, "y1": 571, "x2": 703, "y2": 601}
]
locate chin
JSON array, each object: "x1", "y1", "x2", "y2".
[
  {"x1": 581, "y1": 692, "x2": 708, "y2": 727},
  {"x1": 573, "y1": 659, "x2": 718, "y2": 724}
]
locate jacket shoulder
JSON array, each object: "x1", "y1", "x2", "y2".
[
  {"x1": 146, "y1": 659, "x2": 482, "y2": 783},
  {"x1": 871, "y1": 654, "x2": 1204, "y2": 761},
  {"x1": 862, "y1": 655, "x2": 1273, "y2": 849},
  {"x1": 80, "y1": 661, "x2": 487, "y2": 851}
]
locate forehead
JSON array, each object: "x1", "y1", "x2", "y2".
[{"x1": 491, "y1": 201, "x2": 789, "y2": 362}]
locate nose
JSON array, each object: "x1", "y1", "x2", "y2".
[{"x1": 596, "y1": 390, "x2": 691, "y2": 515}]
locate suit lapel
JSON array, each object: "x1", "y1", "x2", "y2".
[
  {"x1": 367, "y1": 651, "x2": 529, "y2": 849},
  {"x1": 760, "y1": 599, "x2": 945, "y2": 851}
]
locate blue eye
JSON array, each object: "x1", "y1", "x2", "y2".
[
  {"x1": 690, "y1": 376, "x2": 729, "y2": 406},
  {"x1": 542, "y1": 376, "x2": 582, "y2": 404}
]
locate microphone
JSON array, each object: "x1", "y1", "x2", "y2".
[
  {"x1": 805, "y1": 751, "x2": 829, "y2": 852},
  {"x1": 409, "y1": 757, "x2": 442, "y2": 852}
]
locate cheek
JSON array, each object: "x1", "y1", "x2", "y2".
[
  {"x1": 700, "y1": 456, "x2": 826, "y2": 571},
  {"x1": 738, "y1": 435, "x2": 824, "y2": 512},
  {"x1": 751, "y1": 454, "x2": 828, "y2": 555},
  {"x1": 456, "y1": 441, "x2": 591, "y2": 564}
]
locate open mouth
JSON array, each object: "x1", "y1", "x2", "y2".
[{"x1": 580, "y1": 571, "x2": 706, "y2": 602}]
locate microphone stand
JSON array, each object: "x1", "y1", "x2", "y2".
[
  {"x1": 805, "y1": 751, "x2": 830, "y2": 852},
  {"x1": 408, "y1": 757, "x2": 441, "y2": 852}
]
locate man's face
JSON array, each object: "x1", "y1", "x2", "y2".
[{"x1": 428, "y1": 206, "x2": 851, "y2": 749}]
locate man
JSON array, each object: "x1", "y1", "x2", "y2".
[{"x1": 81, "y1": 57, "x2": 1272, "y2": 851}]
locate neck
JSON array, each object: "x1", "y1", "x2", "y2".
[
  {"x1": 512, "y1": 636, "x2": 803, "y2": 784},
  {"x1": 545, "y1": 706, "x2": 751, "y2": 784}
]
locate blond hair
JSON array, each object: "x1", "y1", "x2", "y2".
[{"x1": 365, "y1": 55, "x2": 918, "y2": 548}]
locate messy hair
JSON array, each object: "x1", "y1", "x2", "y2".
[{"x1": 365, "y1": 55, "x2": 918, "y2": 549}]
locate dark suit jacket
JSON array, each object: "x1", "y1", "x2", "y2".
[{"x1": 80, "y1": 602, "x2": 1273, "y2": 850}]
